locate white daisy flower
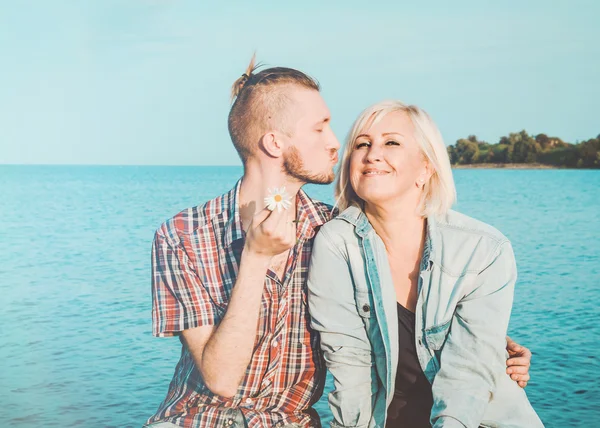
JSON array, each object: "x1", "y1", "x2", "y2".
[{"x1": 264, "y1": 187, "x2": 292, "y2": 212}]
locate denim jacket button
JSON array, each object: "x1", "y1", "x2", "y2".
[{"x1": 362, "y1": 304, "x2": 370, "y2": 312}]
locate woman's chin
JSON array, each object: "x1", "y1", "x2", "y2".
[{"x1": 359, "y1": 192, "x2": 395, "y2": 207}]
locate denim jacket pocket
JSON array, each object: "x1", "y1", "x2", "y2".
[{"x1": 424, "y1": 319, "x2": 451, "y2": 350}]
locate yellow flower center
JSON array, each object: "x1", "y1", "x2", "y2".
[{"x1": 274, "y1": 194, "x2": 283, "y2": 202}]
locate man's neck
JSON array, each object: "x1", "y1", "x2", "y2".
[{"x1": 238, "y1": 163, "x2": 304, "y2": 231}]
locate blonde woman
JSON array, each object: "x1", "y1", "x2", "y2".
[{"x1": 307, "y1": 101, "x2": 544, "y2": 427}]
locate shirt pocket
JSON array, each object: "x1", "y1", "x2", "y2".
[
  {"x1": 424, "y1": 320, "x2": 451, "y2": 350},
  {"x1": 423, "y1": 319, "x2": 451, "y2": 368}
]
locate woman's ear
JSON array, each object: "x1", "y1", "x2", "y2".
[{"x1": 416, "y1": 161, "x2": 434, "y2": 189}]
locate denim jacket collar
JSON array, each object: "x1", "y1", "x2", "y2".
[{"x1": 338, "y1": 205, "x2": 434, "y2": 271}]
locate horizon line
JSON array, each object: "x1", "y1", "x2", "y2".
[{"x1": 0, "y1": 163, "x2": 245, "y2": 167}]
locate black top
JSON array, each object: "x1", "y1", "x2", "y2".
[{"x1": 386, "y1": 303, "x2": 434, "y2": 428}]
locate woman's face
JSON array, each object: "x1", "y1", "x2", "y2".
[{"x1": 349, "y1": 111, "x2": 429, "y2": 208}]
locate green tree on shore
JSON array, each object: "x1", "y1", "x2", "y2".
[
  {"x1": 447, "y1": 131, "x2": 599, "y2": 169},
  {"x1": 577, "y1": 135, "x2": 600, "y2": 168}
]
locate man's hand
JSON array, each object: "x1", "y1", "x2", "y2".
[
  {"x1": 506, "y1": 336, "x2": 531, "y2": 388},
  {"x1": 244, "y1": 207, "x2": 296, "y2": 260}
]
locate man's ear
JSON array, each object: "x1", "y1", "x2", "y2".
[{"x1": 259, "y1": 132, "x2": 285, "y2": 158}]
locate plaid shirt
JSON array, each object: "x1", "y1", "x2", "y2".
[{"x1": 147, "y1": 180, "x2": 334, "y2": 428}]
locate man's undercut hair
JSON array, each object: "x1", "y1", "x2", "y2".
[{"x1": 228, "y1": 54, "x2": 320, "y2": 163}]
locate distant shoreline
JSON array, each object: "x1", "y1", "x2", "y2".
[{"x1": 452, "y1": 163, "x2": 561, "y2": 169}]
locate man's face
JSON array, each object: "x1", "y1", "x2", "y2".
[{"x1": 282, "y1": 89, "x2": 340, "y2": 185}]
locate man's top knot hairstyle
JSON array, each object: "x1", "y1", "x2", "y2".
[
  {"x1": 228, "y1": 54, "x2": 321, "y2": 163},
  {"x1": 230, "y1": 54, "x2": 259, "y2": 102}
]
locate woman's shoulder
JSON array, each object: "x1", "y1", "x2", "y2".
[
  {"x1": 312, "y1": 206, "x2": 363, "y2": 252},
  {"x1": 320, "y1": 206, "x2": 361, "y2": 234},
  {"x1": 431, "y1": 210, "x2": 513, "y2": 275},
  {"x1": 436, "y1": 209, "x2": 510, "y2": 245}
]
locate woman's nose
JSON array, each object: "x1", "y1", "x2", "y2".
[{"x1": 365, "y1": 146, "x2": 383, "y2": 163}]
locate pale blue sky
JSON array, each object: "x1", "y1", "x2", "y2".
[{"x1": 1, "y1": 0, "x2": 598, "y2": 165}]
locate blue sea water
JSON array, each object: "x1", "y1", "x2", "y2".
[{"x1": 0, "y1": 165, "x2": 598, "y2": 427}]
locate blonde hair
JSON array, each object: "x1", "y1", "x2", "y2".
[
  {"x1": 228, "y1": 54, "x2": 320, "y2": 163},
  {"x1": 335, "y1": 100, "x2": 456, "y2": 218}
]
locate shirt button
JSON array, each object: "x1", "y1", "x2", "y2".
[
  {"x1": 273, "y1": 340, "x2": 279, "y2": 348},
  {"x1": 281, "y1": 298, "x2": 287, "y2": 306},
  {"x1": 245, "y1": 397, "x2": 253, "y2": 404},
  {"x1": 227, "y1": 418, "x2": 234, "y2": 426},
  {"x1": 362, "y1": 304, "x2": 370, "y2": 312}
]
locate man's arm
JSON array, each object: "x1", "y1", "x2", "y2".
[
  {"x1": 180, "y1": 207, "x2": 295, "y2": 398},
  {"x1": 181, "y1": 252, "x2": 270, "y2": 397}
]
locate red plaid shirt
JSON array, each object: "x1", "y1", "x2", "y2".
[{"x1": 147, "y1": 180, "x2": 333, "y2": 428}]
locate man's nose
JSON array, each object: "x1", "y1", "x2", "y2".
[{"x1": 328, "y1": 129, "x2": 341, "y2": 150}]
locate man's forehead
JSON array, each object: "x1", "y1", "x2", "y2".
[{"x1": 291, "y1": 89, "x2": 330, "y2": 120}]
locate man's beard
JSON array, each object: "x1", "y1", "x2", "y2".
[{"x1": 283, "y1": 146, "x2": 335, "y2": 185}]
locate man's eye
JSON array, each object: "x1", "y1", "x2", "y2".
[{"x1": 316, "y1": 128, "x2": 324, "y2": 133}]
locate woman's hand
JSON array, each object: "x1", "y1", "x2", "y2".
[{"x1": 506, "y1": 336, "x2": 532, "y2": 388}]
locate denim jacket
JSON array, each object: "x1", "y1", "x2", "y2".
[{"x1": 307, "y1": 206, "x2": 544, "y2": 428}]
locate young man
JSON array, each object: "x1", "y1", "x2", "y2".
[{"x1": 145, "y1": 58, "x2": 532, "y2": 428}]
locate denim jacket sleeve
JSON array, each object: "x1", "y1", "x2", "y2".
[
  {"x1": 430, "y1": 240, "x2": 517, "y2": 428},
  {"x1": 307, "y1": 227, "x2": 376, "y2": 428}
]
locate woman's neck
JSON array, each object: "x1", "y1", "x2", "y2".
[{"x1": 364, "y1": 200, "x2": 426, "y2": 255}]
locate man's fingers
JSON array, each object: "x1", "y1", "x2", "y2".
[
  {"x1": 261, "y1": 205, "x2": 286, "y2": 230},
  {"x1": 518, "y1": 380, "x2": 528, "y2": 389},
  {"x1": 272, "y1": 207, "x2": 288, "y2": 239},
  {"x1": 507, "y1": 341, "x2": 532, "y2": 356},
  {"x1": 506, "y1": 365, "x2": 529, "y2": 375},
  {"x1": 259, "y1": 206, "x2": 295, "y2": 251},
  {"x1": 507, "y1": 357, "x2": 531, "y2": 367},
  {"x1": 507, "y1": 343, "x2": 522, "y2": 353},
  {"x1": 509, "y1": 373, "x2": 530, "y2": 382},
  {"x1": 252, "y1": 208, "x2": 274, "y2": 227}
]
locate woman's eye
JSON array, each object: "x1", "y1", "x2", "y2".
[
  {"x1": 355, "y1": 141, "x2": 370, "y2": 149},
  {"x1": 386, "y1": 140, "x2": 400, "y2": 146}
]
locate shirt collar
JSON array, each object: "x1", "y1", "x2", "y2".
[
  {"x1": 222, "y1": 179, "x2": 245, "y2": 248},
  {"x1": 295, "y1": 187, "x2": 331, "y2": 235},
  {"x1": 338, "y1": 204, "x2": 436, "y2": 271}
]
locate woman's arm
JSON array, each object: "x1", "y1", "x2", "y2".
[
  {"x1": 307, "y1": 227, "x2": 378, "y2": 428},
  {"x1": 430, "y1": 241, "x2": 518, "y2": 428}
]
